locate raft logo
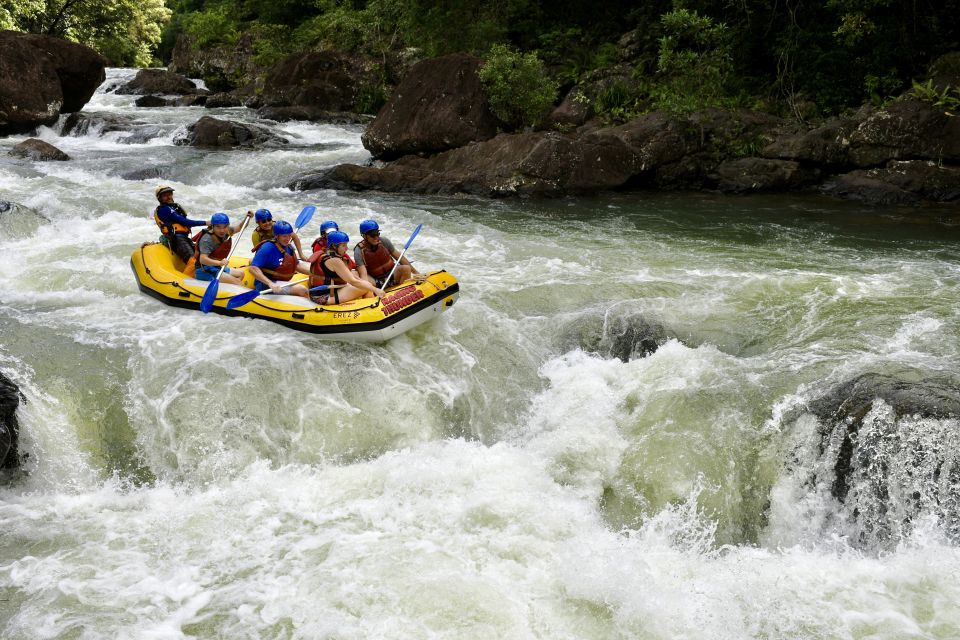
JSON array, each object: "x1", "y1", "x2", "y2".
[{"x1": 382, "y1": 285, "x2": 424, "y2": 316}]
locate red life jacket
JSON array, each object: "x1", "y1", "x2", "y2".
[
  {"x1": 253, "y1": 239, "x2": 298, "y2": 280},
  {"x1": 192, "y1": 229, "x2": 232, "y2": 263},
  {"x1": 356, "y1": 240, "x2": 394, "y2": 278},
  {"x1": 311, "y1": 251, "x2": 348, "y2": 288},
  {"x1": 311, "y1": 236, "x2": 326, "y2": 255}
]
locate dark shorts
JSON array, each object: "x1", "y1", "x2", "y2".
[
  {"x1": 168, "y1": 234, "x2": 195, "y2": 264},
  {"x1": 311, "y1": 289, "x2": 340, "y2": 305}
]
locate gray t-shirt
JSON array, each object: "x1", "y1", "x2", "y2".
[
  {"x1": 197, "y1": 231, "x2": 224, "y2": 258},
  {"x1": 353, "y1": 237, "x2": 396, "y2": 268}
]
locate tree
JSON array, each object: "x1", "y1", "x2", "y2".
[
  {"x1": 6, "y1": 0, "x2": 171, "y2": 66},
  {"x1": 479, "y1": 43, "x2": 557, "y2": 130}
]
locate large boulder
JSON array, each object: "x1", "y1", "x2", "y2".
[
  {"x1": 174, "y1": 115, "x2": 287, "y2": 148},
  {"x1": 115, "y1": 69, "x2": 198, "y2": 96},
  {"x1": 261, "y1": 51, "x2": 375, "y2": 115},
  {"x1": 9, "y1": 138, "x2": 70, "y2": 161},
  {"x1": 0, "y1": 30, "x2": 106, "y2": 135},
  {"x1": 362, "y1": 53, "x2": 500, "y2": 161}
]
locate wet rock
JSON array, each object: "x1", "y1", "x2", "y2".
[
  {"x1": 0, "y1": 31, "x2": 106, "y2": 135},
  {"x1": 9, "y1": 138, "x2": 70, "y2": 161},
  {"x1": 362, "y1": 53, "x2": 500, "y2": 160},
  {"x1": 175, "y1": 115, "x2": 287, "y2": 148},
  {"x1": 170, "y1": 33, "x2": 260, "y2": 93},
  {"x1": 135, "y1": 95, "x2": 171, "y2": 108},
  {"x1": 712, "y1": 157, "x2": 819, "y2": 193},
  {"x1": 115, "y1": 69, "x2": 197, "y2": 96},
  {"x1": 0, "y1": 370, "x2": 23, "y2": 472},
  {"x1": 205, "y1": 92, "x2": 245, "y2": 108},
  {"x1": 117, "y1": 126, "x2": 167, "y2": 145},
  {"x1": 61, "y1": 112, "x2": 136, "y2": 137}
]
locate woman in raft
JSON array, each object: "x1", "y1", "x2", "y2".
[{"x1": 309, "y1": 230, "x2": 384, "y2": 304}]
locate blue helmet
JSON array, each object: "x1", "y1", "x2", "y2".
[
  {"x1": 359, "y1": 219, "x2": 380, "y2": 235},
  {"x1": 319, "y1": 220, "x2": 339, "y2": 234},
  {"x1": 273, "y1": 220, "x2": 294, "y2": 235},
  {"x1": 210, "y1": 212, "x2": 229, "y2": 226},
  {"x1": 326, "y1": 230, "x2": 349, "y2": 247},
  {"x1": 255, "y1": 208, "x2": 272, "y2": 222}
]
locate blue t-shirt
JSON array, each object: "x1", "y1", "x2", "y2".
[{"x1": 251, "y1": 242, "x2": 295, "y2": 290}]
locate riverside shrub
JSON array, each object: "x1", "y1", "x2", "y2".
[{"x1": 479, "y1": 44, "x2": 557, "y2": 130}]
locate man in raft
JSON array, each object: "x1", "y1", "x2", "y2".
[
  {"x1": 193, "y1": 211, "x2": 252, "y2": 286},
  {"x1": 251, "y1": 208, "x2": 306, "y2": 261},
  {"x1": 353, "y1": 219, "x2": 421, "y2": 288},
  {"x1": 248, "y1": 220, "x2": 312, "y2": 297},
  {"x1": 153, "y1": 185, "x2": 210, "y2": 264}
]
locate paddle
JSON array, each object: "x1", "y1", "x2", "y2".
[
  {"x1": 294, "y1": 205, "x2": 316, "y2": 232},
  {"x1": 199, "y1": 213, "x2": 253, "y2": 313},
  {"x1": 225, "y1": 277, "x2": 313, "y2": 309},
  {"x1": 379, "y1": 223, "x2": 422, "y2": 293}
]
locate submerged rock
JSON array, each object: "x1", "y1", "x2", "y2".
[
  {"x1": 9, "y1": 138, "x2": 70, "y2": 161},
  {"x1": 0, "y1": 370, "x2": 22, "y2": 473},
  {"x1": 555, "y1": 310, "x2": 670, "y2": 361}
]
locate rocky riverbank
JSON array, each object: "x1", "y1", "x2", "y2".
[{"x1": 3, "y1": 29, "x2": 958, "y2": 205}]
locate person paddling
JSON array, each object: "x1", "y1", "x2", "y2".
[
  {"x1": 251, "y1": 208, "x2": 306, "y2": 261},
  {"x1": 353, "y1": 219, "x2": 421, "y2": 288},
  {"x1": 311, "y1": 231, "x2": 385, "y2": 304},
  {"x1": 153, "y1": 185, "x2": 209, "y2": 264},
  {"x1": 248, "y1": 220, "x2": 312, "y2": 297},
  {"x1": 193, "y1": 211, "x2": 252, "y2": 286}
]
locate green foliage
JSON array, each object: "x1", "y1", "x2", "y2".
[
  {"x1": 906, "y1": 79, "x2": 960, "y2": 111},
  {"x1": 182, "y1": 4, "x2": 238, "y2": 49},
  {"x1": 6, "y1": 0, "x2": 171, "y2": 66},
  {"x1": 479, "y1": 43, "x2": 558, "y2": 130},
  {"x1": 651, "y1": 5, "x2": 732, "y2": 117}
]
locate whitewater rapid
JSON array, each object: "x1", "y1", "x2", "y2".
[{"x1": 1, "y1": 68, "x2": 959, "y2": 639}]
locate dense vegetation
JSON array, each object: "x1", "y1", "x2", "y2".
[{"x1": 4, "y1": 0, "x2": 958, "y2": 121}]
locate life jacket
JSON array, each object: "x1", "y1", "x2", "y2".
[
  {"x1": 355, "y1": 240, "x2": 394, "y2": 278},
  {"x1": 154, "y1": 203, "x2": 191, "y2": 236},
  {"x1": 192, "y1": 229, "x2": 232, "y2": 270},
  {"x1": 253, "y1": 239, "x2": 298, "y2": 280},
  {"x1": 311, "y1": 251, "x2": 347, "y2": 288},
  {"x1": 311, "y1": 236, "x2": 326, "y2": 255},
  {"x1": 251, "y1": 227, "x2": 274, "y2": 250}
]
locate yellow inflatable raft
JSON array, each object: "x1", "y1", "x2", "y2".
[{"x1": 130, "y1": 242, "x2": 459, "y2": 342}]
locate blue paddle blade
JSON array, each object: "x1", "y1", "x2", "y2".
[
  {"x1": 226, "y1": 288, "x2": 261, "y2": 310},
  {"x1": 405, "y1": 223, "x2": 422, "y2": 250},
  {"x1": 199, "y1": 279, "x2": 220, "y2": 313},
  {"x1": 294, "y1": 205, "x2": 316, "y2": 230},
  {"x1": 307, "y1": 285, "x2": 329, "y2": 294}
]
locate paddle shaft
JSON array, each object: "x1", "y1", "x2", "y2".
[
  {"x1": 380, "y1": 224, "x2": 422, "y2": 291},
  {"x1": 212, "y1": 213, "x2": 252, "y2": 280}
]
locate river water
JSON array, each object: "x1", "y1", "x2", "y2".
[{"x1": 1, "y1": 68, "x2": 959, "y2": 639}]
